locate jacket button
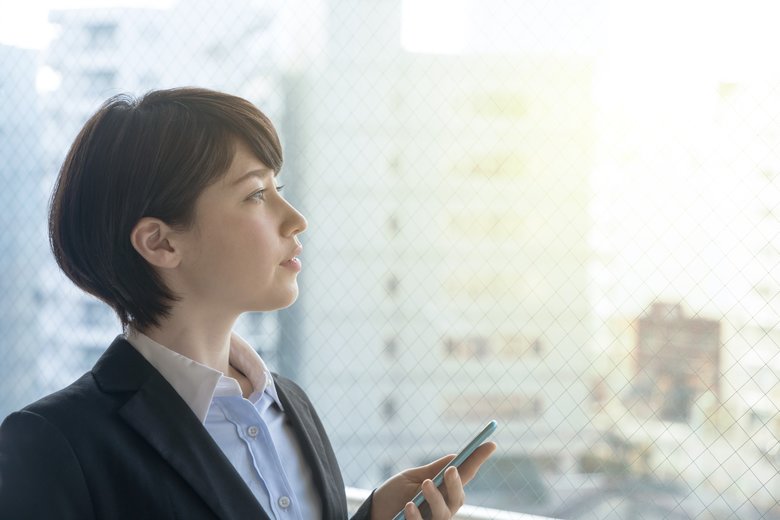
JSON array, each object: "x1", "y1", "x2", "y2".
[{"x1": 278, "y1": 496, "x2": 291, "y2": 509}]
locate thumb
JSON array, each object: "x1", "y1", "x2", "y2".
[
  {"x1": 402, "y1": 441, "x2": 497, "y2": 484},
  {"x1": 402, "y1": 454, "x2": 456, "y2": 481},
  {"x1": 455, "y1": 442, "x2": 497, "y2": 485}
]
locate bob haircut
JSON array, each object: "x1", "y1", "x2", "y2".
[{"x1": 49, "y1": 87, "x2": 283, "y2": 331}]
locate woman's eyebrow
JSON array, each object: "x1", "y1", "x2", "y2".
[{"x1": 230, "y1": 168, "x2": 274, "y2": 186}]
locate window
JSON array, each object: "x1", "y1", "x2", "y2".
[
  {"x1": 382, "y1": 337, "x2": 398, "y2": 359},
  {"x1": 380, "y1": 396, "x2": 396, "y2": 421},
  {"x1": 84, "y1": 23, "x2": 117, "y2": 48},
  {"x1": 83, "y1": 69, "x2": 117, "y2": 96},
  {"x1": 81, "y1": 300, "x2": 114, "y2": 329},
  {"x1": 384, "y1": 274, "x2": 399, "y2": 297},
  {"x1": 4, "y1": 2, "x2": 780, "y2": 518}
]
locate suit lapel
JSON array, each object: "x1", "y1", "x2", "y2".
[
  {"x1": 274, "y1": 377, "x2": 343, "y2": 519},
  {"x1": 94, "y1": 337, "x2": 270, "y2": 520}
]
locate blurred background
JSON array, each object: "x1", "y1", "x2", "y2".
[{"x1": 3, "y1": 0, "x2": 780, "y2": 518}]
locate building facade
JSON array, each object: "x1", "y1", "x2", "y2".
[
  {"x1": 0, "y1": 44, "x2": 45, "y2": 418},
  {"x1": 291, "y1": 1, "x2": 597, "y2": 505}
]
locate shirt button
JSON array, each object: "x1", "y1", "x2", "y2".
[
  {"x1": 278, "y1": 496, "x2": 291, "y2": 509},
  {"x1": 247, "y1": 426, "x2": 259, "y2": 437}
]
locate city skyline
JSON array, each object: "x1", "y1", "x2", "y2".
[{"x1": 2, "y1": 1, "x2": 780, "y2": 517}]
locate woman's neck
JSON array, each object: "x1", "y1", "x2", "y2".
[{"x1": 138, "y1": 309, "x2": 238, "y2": 375}]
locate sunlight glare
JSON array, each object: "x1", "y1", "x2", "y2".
[{"x1": 400, "y1": 0, "x2": 468, "y2": 54}]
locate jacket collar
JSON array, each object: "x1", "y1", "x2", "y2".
[
  {"x1": 92, "y1": 336, "x2": 270, "y2": 520},
  {"x1": 273, "y1": 377, "x2": 347, "y2": 519}
]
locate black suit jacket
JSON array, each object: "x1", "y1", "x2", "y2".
[{"x1": 0, "y1": 337, "x2": 372, "y2": 520}]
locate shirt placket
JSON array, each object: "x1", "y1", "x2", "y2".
[{"x1": 219, "y1": 395, "x2": 303, "y2": 520}]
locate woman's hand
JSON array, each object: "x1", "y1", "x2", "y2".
[{"x1": 370, "y1": 442, "x2": 496, "y2": 520}]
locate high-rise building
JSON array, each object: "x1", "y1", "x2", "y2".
[
  {"x1": 37, "y1": 7, "x2": 168, "y2": 393},
  {"x1": 289, "y1": 0, "x2": 597, "y2": 501},
  {"x1": 0, "y1": 44, "x2": 45, "y2": 418}
]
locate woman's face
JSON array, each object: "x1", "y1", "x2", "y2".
[{"x1": 173, "y1": 139, "x2": 307, "y2": 315}]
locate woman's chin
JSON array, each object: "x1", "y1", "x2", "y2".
[{"x1": 250, "y1": 286, "x2": 300, "y2": 312}]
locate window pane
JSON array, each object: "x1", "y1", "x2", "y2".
[{"x1": 2, "y1": 1, "x2": 780, "y2": 518}]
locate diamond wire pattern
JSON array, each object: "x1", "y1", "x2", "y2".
[{"x1": 3, "y1": 1, "x2": 780, "y2": 518}]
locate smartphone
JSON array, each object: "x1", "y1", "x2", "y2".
[{"x1": 392, "y1": 420, "x2": 498, "y2": 520}]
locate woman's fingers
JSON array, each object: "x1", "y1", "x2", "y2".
[
  {"x1": 414, "y1": 467, "x2": 466, "y2": 520},
  {"x1": 421, "y1": 478, "x2": 449, "y2": 520},
  {"x1": 402, "y1": 454, "x2": 456, "y2": 482},
  {"x1": 443, "y1": 466, "x2": 465, "y2": 512},
  {"x1": 404, "y1": 501, "x2": 422, "y2": 520},
  {"x1": 390, "y1": 442, "x2": 497, "y2": 520},
  {"x1": 404, "y1": 441, "x2": 496, "y2": 486}
]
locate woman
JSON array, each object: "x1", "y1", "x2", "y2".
[{"x1": 0, "y1": 87, "x2": 495, "y2": 519}]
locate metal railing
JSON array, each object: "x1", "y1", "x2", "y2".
[{"x1": 345, "y1": 487, "x2": 559, "y2": 520}]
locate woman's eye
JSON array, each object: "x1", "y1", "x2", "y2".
[{"x1": 249, "y1": 185, "x2": 284, "y2": 202}]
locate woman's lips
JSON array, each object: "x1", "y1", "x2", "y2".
[{"x1": 281, "y1": 257, "x2": 302, "y2": 272}]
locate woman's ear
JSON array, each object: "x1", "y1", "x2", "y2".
[{"x1": 130, "y1": 217, "x2": 181, "y2": 269}]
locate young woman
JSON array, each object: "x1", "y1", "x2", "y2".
[{"x1": 0, "y1": 88, "x2": 495, "y2": 519}]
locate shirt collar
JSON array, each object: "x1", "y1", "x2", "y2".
[{"x1": 125, "y1": 328, "x2": 283, "y2": 423}]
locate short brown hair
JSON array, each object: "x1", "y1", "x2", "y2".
[{"x1": 49, "y1": 87, "x2": 283, "y2": 331}]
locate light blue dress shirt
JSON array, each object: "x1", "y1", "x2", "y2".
[
  {"x1": 205, "y1": 373, "x2": 321, "y2": 519},
  {"x1": 125, "y1": 329, "x2": 321, "y2": 520}
]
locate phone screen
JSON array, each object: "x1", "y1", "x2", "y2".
[{"x1": 392, "y1": 420, "x2": 498, "y2": 520}]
